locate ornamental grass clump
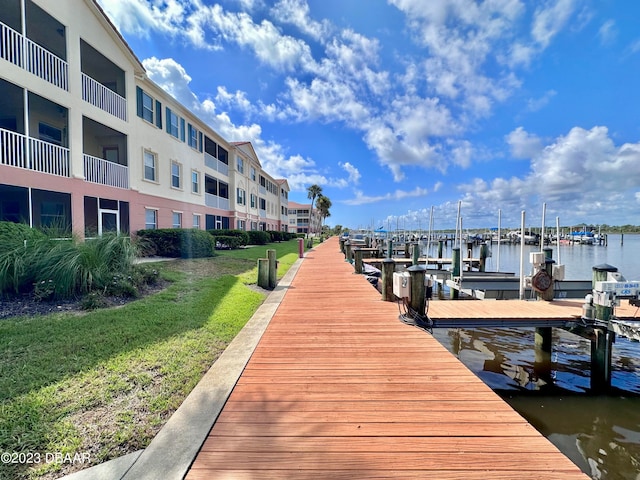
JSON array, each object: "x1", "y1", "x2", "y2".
[{"x1": 0, "y1": 222, "x2": 142, "y2": 301}]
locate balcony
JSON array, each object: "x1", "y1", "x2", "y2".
[
  {"x1": 80, "y1": 40, "x2": 127, "y2": 121},
  {"x1": 205, "y1": 193, "x2": 230, "y2": 210},
  {"x1": 0, "y1": 21, "x2": 68, "y2": 91},
  {"x1": 82, "y1": 73, "x2": 127, "y2": 121},
  {"x1": 83, "y1": 154, "x2": 128, "y2": 189},
  {"x1": 204, "y1": 152, "x2": 229, "y2": 176},
  {"x1": 1, "y1": 127, "x2": 69, "y2": 177}
]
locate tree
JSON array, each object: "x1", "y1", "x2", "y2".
[
  {"x1": 315, "y1": 194, "x2": 332, "y2": 234},
  {"x1": 306, "y1": 184, "x2": 322, "y2": 234}
]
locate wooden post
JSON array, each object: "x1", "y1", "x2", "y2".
[
  {"x1": 344, "y1": 241, "x2": 352, "y2": 263},
  {"x1": 621, "y1": 233, "x2": 624, "y2": 246},
  {"x1": 381, "y1": 258, "x2": 396, "y2": 302},
  {"x1": 412, "y1": 242, "x2": 419, "y2": 266},
  {"x1": 404, "y1": 242, "x2": 410, "y2": 259},
  {"x1": 298, "y1": 237, "x2": 304, "y2": 258},
  {"x1": 591, "y1": 328, "x2": 615, "y2": 392},
  {"x1": 267, "y1": 249, "x2": 277, "y2": 288},
  {"x1": 257, "y1": 258, "x2": 269, "y2": 289},
  {"x1": 339, "y1": 237, "x2": 345, "y2": 253},
  {"x1": 539, "y1": 248, "x2": 555, "y2": 301},
  {"x1": 354, "y1": 247, "x2": 363, "y2": 274},
  {"x1": 479, "y1": 243, "x2": 489, "y2": 272},
  {"x1": 450, "y1": 247, "x2": 460, "y2": 299},
  {"x1": 407, "y1": 265, "x2": 426, "y2": 317},
  {"x1": 386, "y1": 240, "x2": 393, "y2": 259},
  {"x1": 437, "y1": 240, "x2": 444, "y2": 270},
  {"x1": 534, "y1": 327, "x2": 553, "y2": 386}
]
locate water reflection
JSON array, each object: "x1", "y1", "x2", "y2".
[{"x1": 432, "y1": 327, "x2": 640, "y2": 480}]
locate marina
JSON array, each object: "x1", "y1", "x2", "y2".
[{"x1": 347, "y1": 232, "x2": 640, "y2": 479}]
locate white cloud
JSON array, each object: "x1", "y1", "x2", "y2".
[
  {"x1": 506, "y1": 127, "x2": 543, "y2": 159},
  {"x1": 343, "y1": 187, "x2": 429, "y2": 206},
  {"x1": 271, "y1": 0, "x2": 332, "y2": 42},
  {"x1": 598, "y1": 19, "x2": 617, "y2": 46},
  {"x1": 458, "y1": 126, "x2": 640, "y2": 225},
  {"x1": 531, "y1": 0, "x2": 577, "y2": 49},
  {"x1": 339, "y1": 162, "x2": 361, "y2": 185},
  {"x1": 526, "y1": 90, "x2": 557, "y2": 112}
]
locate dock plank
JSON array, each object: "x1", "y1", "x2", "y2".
[{"x1": 185, "y1": 237, "x2": 588, "y2": 479}]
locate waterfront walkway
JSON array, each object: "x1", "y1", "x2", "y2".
[{"x1": 185, "y1": 236, "x2": 587, "y2": 479}]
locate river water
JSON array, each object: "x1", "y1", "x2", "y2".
[{"x1": 426, "y1": 234, "x2": 640, "y2": 480}]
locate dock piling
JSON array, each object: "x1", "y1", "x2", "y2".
[{"x1": 381, "y1": 259, "x2": 396, "y2": 302}]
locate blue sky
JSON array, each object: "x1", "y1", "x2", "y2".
[{"x1": 97, "y1": 0, "x2": 640, "y2": 231}]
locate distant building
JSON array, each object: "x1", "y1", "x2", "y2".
[
  {"x1": 287, "y1": 201, "x2": 320, "y2": 234},
  {"x1": 0, "y1": 0, "x2": 289, "y2": 236}
]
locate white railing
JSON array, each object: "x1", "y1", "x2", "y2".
[
  {"x1": 82, "y1": 73, "x2": 127, "y2": 121},
  {"x1": 1, "y1": 128, "x2": 69, "y2": 176},
  {"x1": 28, "y1": 137, "x2": 70, "y2": 176},
  {"x1": 0, "y1": 128, "x2": 27, "y2": 168},
  {"x1": 259, "y1": 185, "x2": 267, "y2": 195},
  {"x1": 204, "y1": 152, "x2": 229, "y2": 176},
  {"x1": 1, "y1": 22, "x2": 68, "y2": 90},
  {"x1": 205, "y1": 193, "x2": 230, "y2": 210},
  {"x1": 83, "y1": 154, "x2": 129, "y2": 189}
]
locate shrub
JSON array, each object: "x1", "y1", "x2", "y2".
[
  {"x1": 207, "y1": 229, "x2": 249, "y2": 246},
  {"x1": 214, "y1": 235, "x2": 243, "y2": 250},
  {"x1": 267, "y1": 230, "x2": 285, "y2": 242},
  {"x1": 247, "y1": 230, "x2": 271, "y2": 245},
  {"x1": 136, "y1": 229, "x2": 214, "y2": 258}
]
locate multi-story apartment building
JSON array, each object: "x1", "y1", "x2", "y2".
[
  {"x1": 287, "y1": 201, "x2": 319, "y2": 235},
  {"x1": 0, "y1": 0, "x2": 289, "y2": 238}
]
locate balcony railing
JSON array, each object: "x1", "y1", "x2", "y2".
[
  {"x1": 1, "y1": 128, "x2": 69, "y2": 176},
  {"x1": 82, "y1": 73, "x2": 127, "y2": 121},
  {"x1": 205, "y1": 193, "x2": 230, "y2": 210},
  {"x1": 204, "y1": 152, "x2": 229, "y2": 176},
  {"x1": 83, "y1": 154, "x2": 129, "y2": 189},
  {"x1": 0, "y1": 22, "x2": 68, "y2": 90}
]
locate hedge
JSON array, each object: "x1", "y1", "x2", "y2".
[
  {"x1": 214, "y1": 236, "x2": 244, "y2": 250},
  {"x1": 136, "y1": 229, "x2": 215, "y2": 258},
  {"x1": 246, "y1": 230, "x2": 271, "y2": 245},
  {"x1": 207, "y1": 229, "x2": 249, "y2": 246}
]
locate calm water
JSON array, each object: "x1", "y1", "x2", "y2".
[{"x1": 427, "y1": 234, "x2": 640, "y2": 480}]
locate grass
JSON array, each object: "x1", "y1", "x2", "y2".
[{"x1": 0, "y1": 239, "x2": 304, "y2": 480}]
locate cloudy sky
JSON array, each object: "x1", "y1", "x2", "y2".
[{"x1": 97, "y1": 0, "x2": 640, "y2": 231}]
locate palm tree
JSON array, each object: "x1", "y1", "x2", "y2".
[
  {"x1": 306, "y1": 184, "x2": 322, "y2": 235},
  {"x1": 315, "y1": 194, "x2": 332, "y2": 234}
]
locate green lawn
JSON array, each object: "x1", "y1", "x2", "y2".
[{"x1": 0, "y1": 239, "x2": 303, "y2": 480}]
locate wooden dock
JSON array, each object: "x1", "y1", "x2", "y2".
[{"x1": 186, "y1": 236, "x2": 588, "y2": 479}]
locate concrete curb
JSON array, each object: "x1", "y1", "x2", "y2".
[{"x1": 60, "y1": 254, "x2": 304, "y2": 480}]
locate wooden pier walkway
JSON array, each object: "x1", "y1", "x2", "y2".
[{"x1": 186, "y1": 237, "x2": 588, "y2": 479}]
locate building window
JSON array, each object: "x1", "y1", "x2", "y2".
[
  {"x1": 166, "y1": 108, "x2": 179, "y2": 138},
  {"x1": 259, "y1": 198, "x2": 266, "y2": 210},
  {"x1": 144, "y1": 150, "x2": 156, "y2": 182},
  {"x1": 250, "y1": 167, "x2": 256, "y2": 181},
  {"x1": 191, "y1": 170, "x2": 199, "y2": 194},
  {"x1": 188, "y1": 124, "x2": 198, "y2": 149},
  {"x1": 237, "y1": 219, "x2": 246, "y2": 230},
  {"x1": 145, "y1": 209, "x2": 157, "y2": 229},
  {"x1": 193, "y1": 214, "x2": 201, "y2": 229},
  {"x1": 237, "y1": 157, "x2": 244, "y2": 174},
  {"x1": 250, "y1": 193, "x2": 257, "y2": 208},
  {"x1": 171, "y1": 162, "x2": 182, "y2": 189},
  {"x1": 137, "y1": 87, "x2": 162, "y2": 128},
  {"x1": 237, "y1": 188, "x2": 246, "y2": 205},
  {"x1": 172, "y1": 211, "x2": 182, "y2": 228}
]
